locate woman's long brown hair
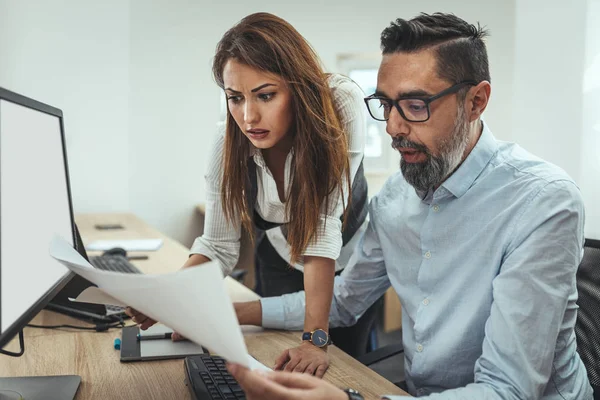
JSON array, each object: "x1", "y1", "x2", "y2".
[{"x1": 212, "y1": 12, "x2": 351, "y2": 264}]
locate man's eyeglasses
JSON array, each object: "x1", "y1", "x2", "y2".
[{"x1": 364, "y1": 81, "x2": 477, "y2": 123}]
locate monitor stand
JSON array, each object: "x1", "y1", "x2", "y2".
[{"x1": 0, "y1": 375, "x2": 81, "y2": 400}]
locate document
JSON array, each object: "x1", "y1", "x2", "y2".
[
  {"x1": 85, "y1": 238, "x2": 163, "y2": 252},
  {"x1": 49, "y1": 235, "x2": 250, "y2": 368}
]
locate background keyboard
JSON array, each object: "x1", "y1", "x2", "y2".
[
  {"x1": 89, "y1": 255, "x2": 142, "y2": 274},
  {"x1": 89, "y1": 255, "x2": 142, "y2": 314}
]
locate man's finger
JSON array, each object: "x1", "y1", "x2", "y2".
[
  {"x1": 273, "y1": 349, "x2": 290, "y2": 370},
  {"x1": 171, "y1": 331, "x2": 186, "y2": 341},
  {"x1": 227, "y1": 363, "x2": 298, "y2": 400}
]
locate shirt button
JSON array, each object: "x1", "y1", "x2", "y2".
[
  {"x1": 424, "y1": 251, "x2": 431, "y2": 259},
  {"x1": 432, "y1": 204, "x2": 440, "y2": 212},
  {"x1": 416, "y1": 344, "x2": 424, "y2": 352},
  {"x1": 422, "y1": 298, "x2": 430, "y2": 306}
]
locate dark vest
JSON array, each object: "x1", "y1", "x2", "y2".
[{"x1": 246, "y1": 158, "x2": 368, "y2": 247}]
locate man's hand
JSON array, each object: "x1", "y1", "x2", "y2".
[
  {"x1": 227, "y1": 363, "x2": 348, "y2": 400},
  {"x1": 124, "y1": 307, "x2": 186, "y2": 341},
  {"x1": 274, "y1": 342, "x2": 330, "y2": 377}
]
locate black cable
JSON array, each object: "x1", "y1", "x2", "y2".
[
  {"x1": 0, "y1": 330, "x2": 24, "y2": 357},
  {"x1": 27, "y1": 318, "x2": 127, "y2": 332}
]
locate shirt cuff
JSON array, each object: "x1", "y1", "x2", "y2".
[{"x1": 260, "y1": 297, "x2": 286, "y2": 329}]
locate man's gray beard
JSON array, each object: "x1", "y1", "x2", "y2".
[{"x1": 400, "y1": 107, "x2": 470, "y2": 193}]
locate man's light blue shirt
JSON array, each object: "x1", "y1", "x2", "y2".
[{"x1": 261, "y1": 123, "x2": 593, "y2": 399}]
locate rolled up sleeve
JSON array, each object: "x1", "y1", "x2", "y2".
[
  {"x1": 189, "y1": 130, "x2": 241, "y2": 276},
  {"x1": 302, "y1": 76, "x2": 366, "y2": 261}
]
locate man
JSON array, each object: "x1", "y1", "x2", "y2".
[{"x1": 228, "y1": 12, "x2": 593, "y2": 399}]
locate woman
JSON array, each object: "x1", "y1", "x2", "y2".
[{"x1": 128, "y1": 12, "x2": 370, "y2": 377}]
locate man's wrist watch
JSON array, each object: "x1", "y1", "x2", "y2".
[
  {"x1": 343, "y1": 388, "x2": 364, "y2": 400},
  {"x1": 301, "y1": 329, "x2": 332, "y2": 348}
]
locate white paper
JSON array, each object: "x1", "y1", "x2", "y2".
[
  {"x1": 50, "y1": 235, "x2": 249, "y2": 368},
  {"x1": 248, "y1": 354, "x2": 271, "y2": 371},
  {"x1": 69, "y1": 286, "x2": 127, "y2": 307},
  {"x1": 85, "y1": 239, "x2": 163, "y2": 252}
]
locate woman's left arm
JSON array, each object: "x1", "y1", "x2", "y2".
[
  {"x1": 272, "y1": 77, "x2": 367, "y2": 377},
  {"x1": 272, "y1": 255, "x2": 335, "y2": 378},
  {"x1": 303, "y1": 256, "x2": 336, "y2": 335}
]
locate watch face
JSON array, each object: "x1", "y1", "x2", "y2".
[
  {"x1": 312, "y1": 329, "x2": 329, "y2": 347},
  {"x1": 344, "y1": 388, "x2": 364, "y2": 400}
]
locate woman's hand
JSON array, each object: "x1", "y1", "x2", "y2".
[
  {"x1": 227, "y1": 363, "x2": 347, "y2": 400},
  {"x1": 273, "y1": 342, "x2": 330, "y2": 378}
]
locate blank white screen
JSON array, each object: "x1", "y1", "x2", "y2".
[{"x1": 0, "y1": 99, "x2": 73, "y2": 333}]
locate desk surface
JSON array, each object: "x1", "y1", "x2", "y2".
[{"x1": 0, "y1": 213, "x2": 407, "y2": 399}]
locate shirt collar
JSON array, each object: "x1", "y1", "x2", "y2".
[
  {"x1": 440, "y1": 121, "x2": 498, "y2": 199},
  {"x1": 249, "y1": 146, "x2": 267, "y2": 169}
]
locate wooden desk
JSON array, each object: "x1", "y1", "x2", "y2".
[{"x1": 0, "y1": 213, "x2": 407, "y2": 399}]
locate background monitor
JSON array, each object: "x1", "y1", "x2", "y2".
[{"x1": 0, "y1": 87, "x2": 76, "y2": 349}]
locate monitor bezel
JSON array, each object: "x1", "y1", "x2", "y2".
[{"x1": 0, "y1": 87, "x2": 78, "y2": 350}]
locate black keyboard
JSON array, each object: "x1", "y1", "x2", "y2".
[
  {"x1": 184, "y1": 354, "x2": 246, "y2": 400},
  {"x1": 89, "y1": 255, "x2": 142, "y2": 274}
]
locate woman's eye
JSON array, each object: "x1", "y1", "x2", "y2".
[
  {"x1": 227, "y1": 96, "x2": 243, "y2": 104},
  {"x1": 258, "y1": 93, "x2": 275, "y2": 102}
]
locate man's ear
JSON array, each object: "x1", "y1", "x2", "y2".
[{"x1": 466, "y1": 81, "x2": 491, "y2": 122}]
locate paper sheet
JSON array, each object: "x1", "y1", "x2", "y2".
[
  {"x1": 85, "y1": 239, "x2": 163, "y2": 252},
  {"x1": 50, "y1": 235, "x2": 250, "y2": 368}
]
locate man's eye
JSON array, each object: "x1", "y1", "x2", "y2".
[
  {"x1": 406, "y1": 100, "x2": 426, "y2": 112},
  {"x1": 379, "y1": 101, "x2": 391, "y2": 110}
]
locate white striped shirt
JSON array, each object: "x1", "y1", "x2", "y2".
[{"x1": 190, "y1": 74, "x2": 367, "y2": 275}]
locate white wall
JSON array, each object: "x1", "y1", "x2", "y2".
[
  {"x1": 127, "y1": 0, "x2": 516, "y2": 245},
  {"x1": 0, "y1": 0, "x2": 131, "y2": 213},
  {"x1": 581, "y1": 0, "x2": 600, "y2": 238},
  {"x1": 512, "y1": 0, "x2": 587, "y2": 185},
  {"x1": 16, "y1": 1, "x2": 600, "y2": 244},
  {"x1": 512, "y1": 0, "x2": 599, "y2": 238}
]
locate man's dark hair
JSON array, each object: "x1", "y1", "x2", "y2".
[{"x1": 381, "y1": 13, "x2": 491, "y2": 85}]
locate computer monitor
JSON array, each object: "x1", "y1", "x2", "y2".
[{"x1": 0, "y1": 87, "x2": 81, "y2": 399}]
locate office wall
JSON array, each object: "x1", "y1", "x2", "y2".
[
  {"x1": 582, "y1": 0, "x2": 600, "y2": 238},
  {"x1": 512, "y1": 0, "x2": 599, "y2": 238},
  {"x1": 0, "y1": 0, "x2": 131, "y2": 213},
  {"x1": 127, "y1": 0, "x2": 516, "y2": 245},
  {"x1": 9, "y1": 1, "x2": 598, "y2": 244},
  {"x1": 512, "y1": 0, "x2": 586, "y2": 185}
]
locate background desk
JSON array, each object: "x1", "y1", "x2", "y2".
[{"x1": 0, "y1": 213, "x2": 408, "y2": 399}]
